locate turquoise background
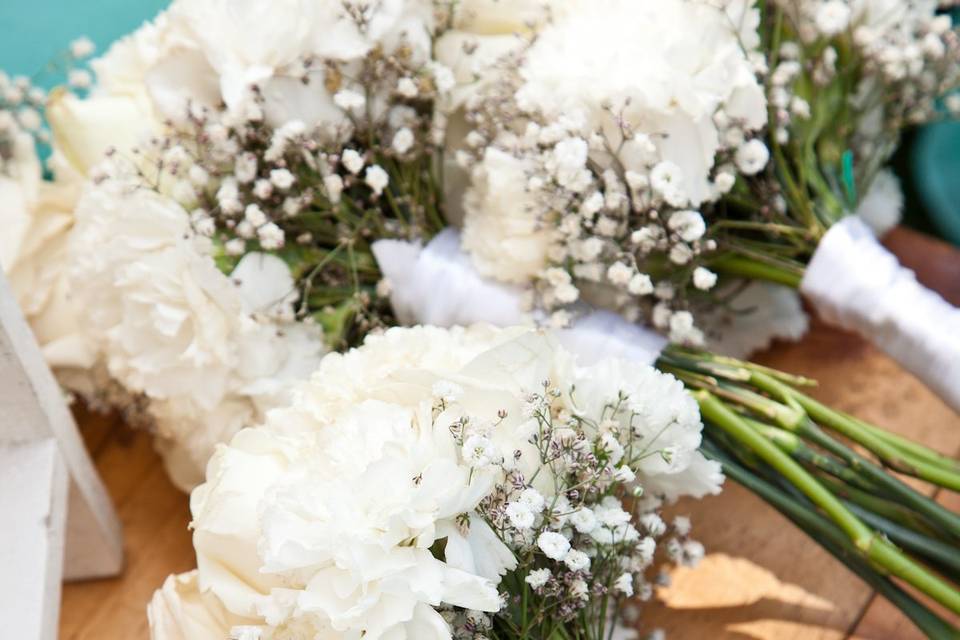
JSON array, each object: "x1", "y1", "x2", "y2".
[
  {"x1": 0, "y1": 0, "x2": 168, "y2": 83},
  {"x1": 912, "y1": 123, "x2": 960, "y2": 246},
  {"x1": 2, "y1": 1, "x2": 959, "y2": 246}
]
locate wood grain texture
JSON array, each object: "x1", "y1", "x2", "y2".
[
  {"x1": 59, "y1": 408, "x2": 194, "y2": 640},
  {"x1": 58, "y1": 227, "x2": 960, "y2": 639}
]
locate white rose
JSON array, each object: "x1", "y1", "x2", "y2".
[
  {"x1": 435, "y1": 0, "x2": 585, "y2": 226},
  {"x1": 148, "y1": 571, "x2": 250, "y2": 640},
  {"x1": 0, "y1": 130, "x2": 97, "y2": 375},
  {"x1": 462, "y1": 147, "x2": 558, "y2": 285}
]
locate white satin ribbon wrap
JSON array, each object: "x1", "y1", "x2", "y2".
[
  {"x1": 372, "y1": 229, "x2": 668, "y2": 367},
  {"x1": 801, "y1": 216, "x2": 960, "y2": 414}
]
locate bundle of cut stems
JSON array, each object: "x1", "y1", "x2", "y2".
[{"x1": 657, "y1": 347, "x2": 960, "y2": 638}]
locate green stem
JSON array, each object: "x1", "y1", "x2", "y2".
[
  {"x1": 748, "y1": 373, "x2": 960, "y2": 506},
  {"x1": 743, "y1": 417, "x2": 875, "y2": 490},
  {"x1": 697, "y1": 391, "x2": 960, "y2": 615},
  {"x1": 844, "y1": 503, "x2": 960, "y2": 578},
  {"x1": 802, "y1": 421, "x2": 960, "y2": 538},
  {"x1": 710, "y1": 254, "x2": 805, "y2": 288},
  {"x1": 704, "y1": 440, "x2": 960, "y2": 639},
  {"x1": 794, "y1": 392, "x2": 960, "y2": 491},
  {"x1": 817, "y1": 474, "x2": 947, "y2": 540},
  {"x1": 713, "y1": 356, "x2": 958, "y2": 475},
  {"x1": 853, "y1": 416, "x2": 960, "y2": 474}
]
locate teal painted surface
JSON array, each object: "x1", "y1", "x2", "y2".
[
  {"x1": 0, "y1": 1, "x2": 168, "y2": 87},
  {"x1": 912, "y1": 123, "x2": 960, "y2": 247},
  {"x1": 910, "y1": 9, "x2": 960, "y2": 247}
]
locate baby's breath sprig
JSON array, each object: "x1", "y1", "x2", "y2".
[
  {"x1": 708, "y1": 0, "x2": 960, "y2": 286},
  {"x1": 109, "y1": 42, "x2": 451, "y2": 349},
  {"x1": 450, "y1": 380, "x2": 702, "y2": 640},
  {"x1": 0, "y1": 36, "x2": 96, "y2": 168},
  {"x1": 454, "y1": 1, "x2": 771, "y2": 347}
]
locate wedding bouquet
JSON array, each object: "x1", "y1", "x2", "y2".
[
  {"x1": 375, "y1": 0, "x2": 960, "y2": 632},
  {"x1": 712, "y1": 0, "x2": 960, "y2": 412},
  {"x1": 442, "y1": 0, "x2": 960, "y2": 412},
  {"x1": 13, "y1": 0, "x2": 460, "y2": 488},
  {"x1": 149, "y1": 325, "x2": 720, "y2": 639},
  {"x1": 2, "y1": 0, "x2": 960, "y2": 637}
]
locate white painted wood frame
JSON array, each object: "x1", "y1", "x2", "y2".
[{"x1": 0, "y1": 268, "x2": 123, "y2": 637}]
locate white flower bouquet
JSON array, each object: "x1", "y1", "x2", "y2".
[
  {"x1": 2, "y1": 0, "x2": 960, "y2": 638},
  {"x1": 149, "y1": 325, "x2": 719, "y2": 639},
  {"x1": 445, "y1": 0, "x2": 960, "y2": 411}
]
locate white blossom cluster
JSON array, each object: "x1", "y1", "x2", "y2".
[
  {"x1": 0, "y1": 73, "x2": 48, "y2": 149},
  {"x1": 0, "y1": 36, "x2": 95, "y2": 155},
  {"x1": 145, "y1": 43, "x2": 452, "y2": 261},
  {"x1": 68, "y1": 169, "x2": 327, "y2": 490},
  {"x1": 454, "y1": 0, "x2": 770, "y2": 345},
  {"x1": 771, "y1": 0, "x2": 960, "y2": 154},
  {"x1": 148, "y1": 325, "x2": 722, "y2": 640},
  {"x1": 449, "y1": 369, "x2": 712, "y2": 635},
  {"x1": 33, "y1": 0, "x2": 465, "y2": 488},
  {"x1": 63, "y1": 0, "x2": 459, "y2": 351},
  {"x1": 67, "y1": 0, "x2": 457, "y2": 255}
]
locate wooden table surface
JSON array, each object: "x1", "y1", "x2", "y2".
[{"x1": 59, "y1": 227, "x2": 960, "y2": 640}]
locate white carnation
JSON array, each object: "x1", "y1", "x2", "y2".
[
  {"x1": 147, "y1": 571, "x2": 244, "y2": 638},
  {"x1": 69, "y1": 180, "x2": 325, "y2": 489},
  {"x1": 151, "y1": 325, "x2": 722, "y2": 636},
  {"x1": 65, "y1": 0, "x2": 437, "y2": 151},
  {"x1": 514, "y1": 0, "x2": 767, "y2": 207}
]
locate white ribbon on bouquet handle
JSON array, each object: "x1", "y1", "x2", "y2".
[
  {"x1": 801, "y1": 216, "x2": 960, "y2": 414},
  {"x1": 372, "y1": 229, "x2": 668, "y2": 367}
]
